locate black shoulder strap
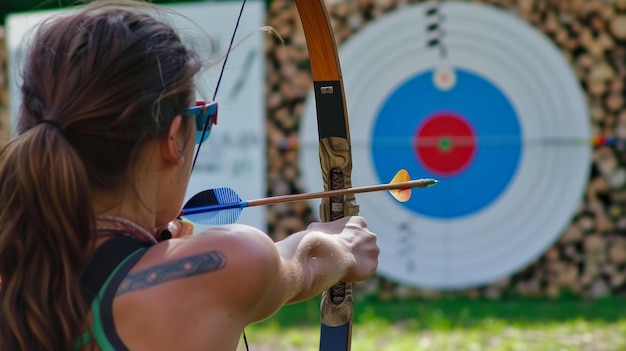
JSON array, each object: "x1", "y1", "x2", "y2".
[{"x1": 81, "y1": 235, "x2": 153, "y2": 305}]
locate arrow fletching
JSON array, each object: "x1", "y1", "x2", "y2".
[
  {"x1": 182, "y1": 187, "x2": 249, "y2": 225},
  {"x1": 389, "y1": 169, "x2": 411, "y2": 202}
]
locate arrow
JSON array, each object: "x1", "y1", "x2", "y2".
[{"x1": 181, "y1": 169, "x2": 438, "y2": 225}]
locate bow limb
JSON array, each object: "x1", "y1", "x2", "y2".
[{"x1": 292, "y1": 1, "x2": 359, "y2": 350}]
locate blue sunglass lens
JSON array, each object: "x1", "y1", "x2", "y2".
[{"x1": 188, "y1": 103, "x2": 217, "y2": 144}]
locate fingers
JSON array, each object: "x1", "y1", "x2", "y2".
[
  {"x1": 178, "y1": 220, "x2": 194, "y2": 237},
  {"x1": 305, "y1": 216, "x2": 379, "y2": 282},
  {"x1": 343, "y1": 216, "x2": 369, "y2": 230},
  {"x1": 157, "y1": 218, "x2": 194, "y2": 241},
  {"x1": 340, "y1": 217, "x2": 378, "y2": 282},
  {"x1": 307, "y1": 216, "x2": 368, "y2": 233}
]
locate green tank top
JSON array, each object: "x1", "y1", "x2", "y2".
[{"x1": 75, "y1": 235, "x2": 152, "y2": 350}]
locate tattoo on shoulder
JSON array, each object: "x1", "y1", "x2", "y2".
[{"x1": 116, "y1": 251, "x2": 226, "y2": 296}]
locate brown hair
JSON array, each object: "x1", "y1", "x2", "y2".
[{"x1": 0, "y1": 1, "x2": 202, "y2": 349}]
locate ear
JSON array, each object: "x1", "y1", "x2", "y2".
[{"x1": 161, "y1": 115, "x2": 185, "y2": 165}]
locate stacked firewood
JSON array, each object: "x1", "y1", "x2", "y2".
[{"x1": 265, "y1": 0, "x2": 626, "y2": 299}]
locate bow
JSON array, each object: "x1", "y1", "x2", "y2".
[
  {"x1": 202, "y1": 1, "x2": 357, "y2": 349},
  {"x1": 292, "y1": 1, "x2": 359, "y2": 350}
]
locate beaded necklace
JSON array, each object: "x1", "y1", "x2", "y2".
[{"x1": 95, "y1": 215, "x2": 158, "y2": 244}]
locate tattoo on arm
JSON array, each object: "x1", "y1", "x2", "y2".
[{"x1": 116, "y1": 251, "x2": 226, "y2": 296}]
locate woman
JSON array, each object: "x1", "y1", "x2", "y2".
[{"x1": 0, "y1": 1, "x2": 379, "y2": 350}]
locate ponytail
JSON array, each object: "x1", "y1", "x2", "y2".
[{"x1": 0, "y1": 124, "x2": 95, "y2": 350}]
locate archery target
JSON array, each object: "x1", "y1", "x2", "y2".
[{"x1": 299, "y1": 2, "x2": 591, "y2": 290}]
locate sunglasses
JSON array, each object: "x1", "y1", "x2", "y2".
[{"x1": 186, "y1": 101, "x2": 218, "y2": 144}]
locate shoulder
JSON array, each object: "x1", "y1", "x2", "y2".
[
  {"x1": 127, "y1": 224, "x2": 281, "y2": 312},
  {"x1": 154, "y1": 224, "x2": 279, "y2": 276}
]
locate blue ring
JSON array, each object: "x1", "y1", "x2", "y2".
[{"x1": 371, "y1": 69, "x2": 522, "y2": 219}]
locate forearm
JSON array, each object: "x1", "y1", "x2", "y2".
[
  {"x1": 241, "y1": 217, "x2": 377, "y2": 323},
  {"x1": 276, "y1": 231, "x2": 352, "y2": 304}
]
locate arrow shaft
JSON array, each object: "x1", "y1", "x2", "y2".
[
  {"x1": 182, "y1": 201, "x2": 249, "y2": 215},
  {"x1": 246, "y1": 179, "x2": 435, "y2": 207}
]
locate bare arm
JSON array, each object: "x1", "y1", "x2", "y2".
[
  {"x1": 113, "y1": 216, "x2": 378, "y2": 349},
  {"x1": 275, "y1": 216, "x2": 378, "y2": 304},
  {"x1": 231, "y1": 216, "x2": 379, "y2": 323}
]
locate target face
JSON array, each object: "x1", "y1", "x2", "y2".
[{"x1": 300, "y1": 2, "x2": 591, "y2": 289}]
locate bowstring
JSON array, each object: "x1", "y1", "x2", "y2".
[
  {"x1": 186, "y1": 1, "x2": 251, "y2": 350},
  {"x1": 190, "y1": 0, "x2": 248, "y2": 173}
]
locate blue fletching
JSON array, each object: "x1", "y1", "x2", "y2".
[
  {"x1": 182, "y1": 187, "x2": 250, "y2": 225},
  {"x1": 193, "y1": 208, "x2": 242, "y2": 225},
  {"x1": 214, "y1": 187, "x2": 242, "y2": 203}
]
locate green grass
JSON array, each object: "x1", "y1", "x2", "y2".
[{"x1": 239, "y1": 297, "x2": 626, "y2": 350}]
